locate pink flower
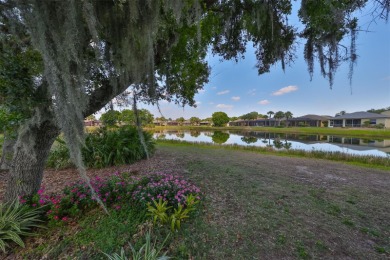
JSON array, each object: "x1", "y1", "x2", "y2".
[
  {"x1": 53, "y1": 216, "x2": 59, "y2": 220},
  {"x1": 62, "y1": 217, "x2": 69, "y2": 222}
]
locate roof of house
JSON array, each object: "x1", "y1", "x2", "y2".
[
  {"x1": 230, "y1": 118, "x2": 277, "y2": 123},
  {"x1": 290, "y1": 114, "x2": 331, "y2": 121},
  {"x1": 330, "y1": 111, "x2": 390, "y2": 119}
]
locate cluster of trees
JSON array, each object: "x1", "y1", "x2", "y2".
[
  {"x1": 154, "y1": 116, "x2": 204, "y2": 126},
  {"x1": 367, "y1": 107, "x2": 390, "y2": 114},
  {"x1": 99, "y1": 109, "x2": 154, "y2": 127},
  {"x1": 0, "y1": 0, "x2": 388, "y2": 201}
]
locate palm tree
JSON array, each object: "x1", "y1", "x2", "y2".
[
  {"x1": 274, "y1": 111, "x2": 285, "y2": 126},
  {"x1": 267, "y1": 111, "x2": 274, "y2": 118},
  {"x1": 284, "y1": 111, "x2": 293, "y2": 127}
]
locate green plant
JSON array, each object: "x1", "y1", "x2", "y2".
[
  {"x1": 169, "y1": 204, "x2": 190, "y2": 231},
  {"x1": 103, "y1": 231, "x2": 170, "y2": 260},
  {"x1": 0, "y1": 200, "x2": 44, "y2": 253},
  {"x1": 147, "y1": 194, "x2": 200, "y2": 231},
  {"x1": 45, "y1": 137, "x2": 73, "y2": 169},
  {"x1": 147, "y1": 199, "x2": 171, "y2": 225},
  {"x1": 47, "y1": 126, "x2": 155, "y2": 169}
]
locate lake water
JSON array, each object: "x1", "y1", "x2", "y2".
[{"x1": 153, "y1": 130, "x2": 390, "y2": 158}]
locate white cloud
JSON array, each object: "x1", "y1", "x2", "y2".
[
  {"x1": 247, "y1": 89, "x2": 256, "y2": 96},
  {"x1": 198, "y1": 89, "x2": 206, "y2": 94},
  {"x1": 212, "y1": 86, "x2": 217, "y2": 90},
  {"x1": 209, "y1": 102, "x2": 214, "y2": 105},
  {"x1": 272, "y1": 85, "x2": 298, "y2": 96},
  {"x1": 258, "y1": 100, "x2": 270, "y2": 105},
  {"x1": 231, "y1": 96, "x2": 240, "y2": 101},
  {"x1": 195, "y1": 101, "x2": 201, "y2": 106},
  {"x1": 217, "y1": 90, "x2": 230, "y2": 95},
  {"x1": 216, "y1": 104, "x2": 233, "y2": 109}
]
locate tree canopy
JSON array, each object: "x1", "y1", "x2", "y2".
[{"x1": 212, "y1": 112, "x2": 230, "y2": 127}]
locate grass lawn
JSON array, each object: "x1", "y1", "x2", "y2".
[
  {"x1": 8, "y1": 143, "x2": 390, "y2": 259},
  {"x1": 151, "y1": 125, "x2": 390, "y2": 138},
  {"x1": 161, "y1": 143, "x2": 390, "y2": 259}
]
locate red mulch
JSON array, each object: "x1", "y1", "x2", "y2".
[{"x1": 0, "y1": 150, "x2": 182, "y2": 201}]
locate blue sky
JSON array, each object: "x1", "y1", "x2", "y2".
[{"x1": 140, "y1": 6, "x2": 390, "y2": 120}]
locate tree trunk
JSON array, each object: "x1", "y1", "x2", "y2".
[
  {"x1": 0, "y1": 133, "x2": 16, "y2": 170},
  {"x1": 4, "y1": 106, "x2": 60, "y2": 202}
]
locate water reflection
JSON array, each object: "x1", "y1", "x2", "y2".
[
  {"x1": 212, "y1": 131, "x2": 230, "y2": 144},
  {"x1": 241, "y1": 136, "x2": 258, "y2": 144},
  {"x1": 153, "y1": 130, "x2": 390, "y2": 157}
]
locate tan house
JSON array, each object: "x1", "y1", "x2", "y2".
[
  {"x1": 288, "y1": 115, "x2": 331, "y2": 127},
  {"x1": 328, "y1": 111, "x2": 390, "y2": 128}
]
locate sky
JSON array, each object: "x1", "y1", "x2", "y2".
[{"x1": 129, "y1": 4, "x2": 390, "y2": 120}]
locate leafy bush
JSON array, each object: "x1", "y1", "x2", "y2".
[
  {"x1": 0, "y1": 200, "x2": 44, "y2": 253},
  {"x1": 132, "y1": 173, "x2": 201, "y2": 208},
  {"x1": 47, "y1": 126, "x2": 155, "y2": 169},
  {"x1": 374, "y1": 123, "x2": 385, "y2": 129}
]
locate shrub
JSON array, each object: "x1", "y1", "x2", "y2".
[
  {"x1": 47, "y1": 126, "x2": 155, "y2": 169},
  {"x1": 374, "y1": 123, "x2": 385, "y2": 129},
  {"x1": 0, "y1": 200, "x2": 44, "y2": 253},
  {"x1": 132, "y1": 173, "x2": 201, "y2": 208}
]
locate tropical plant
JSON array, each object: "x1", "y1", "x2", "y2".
[
  {"x1": 0, "y1": 200, "x2": 44, "y2": 253},
  {"x1": 284, "y1": 111, "x2": 293, "y2": 127},
  {"x1": 147, "y1": 199, "x2": 171, "y2": 225},
  {"x1": 274, "y1": 111, "x2": 285, "y2": 126},
  {"x1": 47, "y1": 126, "x2": 155, "y2": 169},
  {"x1": 169, "y1": 204, "x2": 190, "y2": 231},
  {"x1": 267, "y1": 111, "x2": 275, "y2": 118},
  {"x1": 103, "y1": 231, "x2": 170, "y2": 260}
]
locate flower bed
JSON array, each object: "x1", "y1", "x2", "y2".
[{"x1": 20, "y1": 172, "x2": 201, "y2": 224}]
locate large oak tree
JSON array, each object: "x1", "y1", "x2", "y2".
[{"x1": 0, "y1": 0, "x2": 388, "y2": 201}]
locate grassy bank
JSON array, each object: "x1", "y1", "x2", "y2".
[
  {"x1": 157, "y1": 143, "x2": 390, "y2": 259},
  {"x1": 150, "y1": 126, "x2": 390, "y2": 138},
  {"x1": 156, "y1": 139, "x2": 390, "y2": 170}
]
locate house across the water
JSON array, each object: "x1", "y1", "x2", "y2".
[
  {"x1": 328, "y1": 111, "x2": 390, "y2": 128},
  {"x1": 229, "y1": 118, "x2": 278, "y2": 127},
  {"x1": 288, "y1": 115, "x2": 331, "y2": 127}
]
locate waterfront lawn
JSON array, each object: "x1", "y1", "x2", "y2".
[
  {"x1": 152, "y1": 126, "x2": 390, "y2": 138},
  {"x1": 158, "y1": 143, "x2": 390, "y2": 259}
]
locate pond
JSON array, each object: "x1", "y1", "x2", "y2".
[{"x1": 153, "y1": 130, "x2": 390, "y2": 158}]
